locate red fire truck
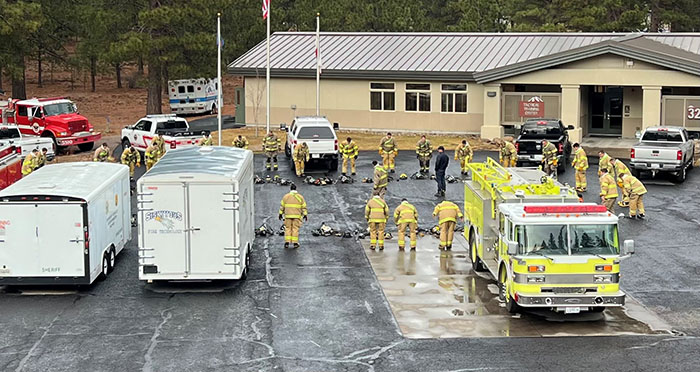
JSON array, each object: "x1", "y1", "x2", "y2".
[
  {"x1": 0, "y1": 145, "x2": 22, "y2": 190},
  {"x1": 5, "y1": 97, "x2": 101, "y2": 151}
]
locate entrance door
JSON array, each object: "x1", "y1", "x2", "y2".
[
  {"x1": 589, "y1": 87, "x2": 623, "y2": 135},
  {"x1": 234, "y1": 87, "x2": 245, "y2": 123}
]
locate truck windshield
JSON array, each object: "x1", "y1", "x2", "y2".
[
  {"x1": 297, "y1": 126, "x2": 334, "y2": 140},
  {"x1": 0, "y1": 127, "x2": 20, "y2": 139},
  {"x1": 43, "y1": 103, "x2": 77, "y2": 116},
  {"x1": 519, "y1": 123, "x2": 562, "y2": 139},
  {"x1": 641, "y1": 130, "x2": 682, "y2": 142},
  {"x1": 516, "y1": 224, "x2": 569, "y2": 256},
  {"x1": 571, "y1": 224, "x2": 619, "y2": 255},
  {"x1": 156, "y1": 120, "x2": 188, "y2": 130}
]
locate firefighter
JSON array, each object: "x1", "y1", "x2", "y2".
[
  {"x1": 233, "y1": 134, "x2": 249, "y2": 149},
  {"x1": 36, "y1": 148, "x2": 49, "y2": 168},
  {"x1": 541, "y1": 139, "x2": 558, "y2": 176},
  {"x1": 198, "y1": 132, "x2": 213, "y2": 146},
  {"x1": 121, "y1": 145, "x2": 141, "y2": 178},
  {"x1": 151, "y1": 133, "x2": 165, "y2": 159},
  {"x1": 571, "y1": 143, "x2": 588, "y2": 192},
  {"x1": 394, "y1": 198, "x2": 418, "y2": 251},
  {"x1": 599, "y1": 167, "x2": 618, "y2": 213},
  {"x1": 365, "y1": 194, "x2": 389, "y2": 251},
  {"x1": 263, "y1": 131, "x2": 281, "y2": 170},
  {"x1": 598, "y1": 150, "x2": 612, "y2": 177},
  {"x1": 372, "y1": 160, "x2": 389, "y2": 198},
  {"x1": 620, "y1": 173, "x2": 647, "y2": 219},
  {"x1": 454, "y1": 139, "x2": 473, "y2": 175},
  {"x1": 416, "y1": 135, "x2": 433, "y2": 173},
  {"x1": 94, "y1": 143, "x2": 110, "y2": 162},
  {"x1": 339, "y1": 137, "x2": 359, "y2": 175},
  {"x1": 278, "y1": 184, "x2": 307, "y2": 249},
  {"x1": 21, "y1": 149, "x2": 39, "y2": 176},
  {"x1": 498, "y1": 138, "x2": 517, "y2": 167},
  {"x1": 432, "y1": 200, "x2": 463, "y2": 250},
  {"x1": 145, "y1": 144, "x2": 159, "y2": 171},
  {"x1": 379, "y1": 132, "x2": 397, "y2": 173},
  {"x1": 293, "y1": 142, "x2": 310, "y2": 177},
  {"x1": 610, "y1": 158, "x2": 631, "y2": 207}
]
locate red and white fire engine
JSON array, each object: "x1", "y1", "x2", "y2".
[{"x1": 0, "y1": 145, "x2": 22, "y2": 190}]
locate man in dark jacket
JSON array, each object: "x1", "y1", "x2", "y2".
[{"x1": 434, "y1": 146, "x2": 449, "y2": 197}]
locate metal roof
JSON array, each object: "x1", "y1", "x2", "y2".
[
  {"x1": 139, "y1": 146, "x2": 253, "y2": 182},
  {"x1": 228, "y1": 32, "x2": 700, "y2": 82},
  {"x1": 0, "y1": 162, "x2": 129, "y2": 202}
]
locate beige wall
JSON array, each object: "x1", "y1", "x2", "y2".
[
  {"x1": 622, "y1": 86, "x2": 643, "y2": 138},
  {"x1": 244, "y1": 77, "x2": 484, "y2": 133},
  {"x1": 580, "y1": 86, "x2": 589, "y2": 137}
]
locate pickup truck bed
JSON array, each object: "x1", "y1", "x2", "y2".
[{"x1": 630, "y1": 126, "x2": 694, "y2": 182}]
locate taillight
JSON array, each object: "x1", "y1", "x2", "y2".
[
  {"x1": 84, "y1": 229, "x2": 89, "y2": 249},
  {"x1": 515, "y1": 143, "x2": 519, "y2": 152},
  {"x1": 171, "y1": 88, "x2": 175, "y2": 92},
  {"x1": 558, "y1": 143, "x2": 563, "y2": 153},
  {"x1": 630, "y1": 148, "x2": 635, "y2": 159},
  {"x1": 677, "y1": 150, "x2": 682, "y2": 161},
  {"x1": 15, "y1": 146, "x2": 20, "y2": 154},
  {"x1": 334, "y1": 139, "x2": 338, "y2": 151}
]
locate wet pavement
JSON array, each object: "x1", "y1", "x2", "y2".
[{"x1": 1, "y1": 149, "x2": 700, "y2": 371}]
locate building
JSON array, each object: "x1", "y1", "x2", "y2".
[{"x1": 228, "y1": 32, "x2": 700, "y2": 142}]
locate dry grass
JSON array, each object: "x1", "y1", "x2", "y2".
[{"x1": 213, "y1": 128, "x2": 499, "y2": 153}]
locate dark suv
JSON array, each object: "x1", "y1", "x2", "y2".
[{"x1": 515, "y1": 118, "x2": 573, "y2": 172}]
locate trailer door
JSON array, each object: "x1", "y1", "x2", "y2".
[
  {"x1": 140, "y1": 183, "x2": 187, "y2": 276},
  {"x1": 0, "y1": 203, "x2": 85, "y2": 277},
  {"x1": 187, "y1": 183, "x2": 237, "y2": 275}
]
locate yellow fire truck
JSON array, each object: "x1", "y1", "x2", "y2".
[{"x1": 464, "y1": 158, "x2": 635, "y2": 314}]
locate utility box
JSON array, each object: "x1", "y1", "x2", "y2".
[{"x1": 137, "y1": 146, "x2": 254, "y2": 282}]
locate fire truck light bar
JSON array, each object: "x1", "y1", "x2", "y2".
[{"x1": 523, "y1": 205, "x2": 608, "y2": 214}]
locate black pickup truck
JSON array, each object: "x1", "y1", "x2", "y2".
[{"x1": 515, "y1": 118, "x2": 573, "y2": 172}]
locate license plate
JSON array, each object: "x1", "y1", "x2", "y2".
[
  {"x1": 651, "y1": 163, "x2": 660, "y2": 169},
  {"x1": 312, "y1": 154, "x2": 320, "y2": 159},
  {"x1": 565, "y1": 307, "x2": 581, "y2": 314}
]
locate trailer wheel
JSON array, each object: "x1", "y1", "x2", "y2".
[
  {"x1": 469, "y1": 232, "x2": 486, "y2": 272},
  {"x1": 99, "y1": 254, "x2": 109, "y2": 281},
  {"x1": 107, "y1": 247, "x2": 116, "y2": 273},
  {"x1": 241, "y1": 248, "x2": 250, "y2": 280}
]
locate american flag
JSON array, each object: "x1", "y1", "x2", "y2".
[{"x1": 262, "y1": 0, "x2": 270, "y2": 19}]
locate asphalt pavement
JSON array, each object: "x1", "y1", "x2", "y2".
[{"x1": 1, "y1": 149, "x2": 700, "y2": 371}]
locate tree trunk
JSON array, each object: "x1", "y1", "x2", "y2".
[
  {"x1": 162, "y1": 63, "x2": 169, "y2": 95},
  {"x1": 146, "y1": 62, "x2": 162, "y2": 114},
  {"x1": 12, "y1": 62, "x2": 27, "y2": 100},
  {"x1": 0, "y1": 65, "x2": 3, "y2": 91},
  {"x1": 137, "y1": 56, "x2": 144, "y2": 74},
  {"x1": 115, "y1": 63, "x2": 122, "y2": 88},
  {"x1": 90, "y1": 56, "x2": 96, "y2": 92},
  {"x1": 37, "y1": 52, "x2": 43, "y2": 88}
]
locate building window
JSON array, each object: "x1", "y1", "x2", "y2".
[
  {"x1": 441, "y1": 84, "x2": 467, "y2": 113},
  {"x1": 405, "y1": 83, "x2": 431, "y2": 112},
  {"x1": 370, "y1": 82, "x2": 395, "y2": 111}
]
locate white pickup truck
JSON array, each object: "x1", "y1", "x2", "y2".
[
  {"x1": 0, "y1": 125, "x2": 55, "y2": 160},
  {"x1": 282, "y1": 116, "x2": 339, "y2": 171},
  {"x1": 120, "y1": 114, "x2": 208, "y2": 152},
  {"x1": 630, "y1": 126, "x2": 695, "y2": 182}
]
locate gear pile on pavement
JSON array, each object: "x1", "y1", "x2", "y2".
[
  {"x1": 337, "y1": 175, "x2": 355, "y2": 184},
  {"x1": 411, "y1": 171, "x2": 427, "y2": 180},
  {"x1": 303, "y1": 176, "x2": 335, "y2": 186},
  {"x1": 255, "y1": 223, "x2": 276, "y2": 237},
  {"x1": 255, "y1": 174, "x2": 294, "y2": 186},
  {"x1": 361, "y1": 177, "x2": 373, "y2": 183}
]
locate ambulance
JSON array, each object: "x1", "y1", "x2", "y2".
[
  {"x1": 464, "y1": 159, "x2": 635, "y2": 314},
  {"x1": 168, "y1": 78, "x2": 220, "y2": 115}
]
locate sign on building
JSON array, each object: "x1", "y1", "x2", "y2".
[
  {"x1": 519, "y1": 96, "x2": 544, "y2": 117},
  {"x1": 688, "y1": 105, "x2": 700, "y2": 120}
]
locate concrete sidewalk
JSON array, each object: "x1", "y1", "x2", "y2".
[{"x1": 581, "y1": 136, "x2": 637, "y2": 160}]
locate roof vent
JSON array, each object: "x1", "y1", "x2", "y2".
[
  {"x1": 38, "y1": 184, "x2": 56, "y2": 189},
  {"x1": 198, "y1": 147, "x2": 215, "y2": 154}
]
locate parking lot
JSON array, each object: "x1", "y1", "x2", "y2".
[{"x1": 1, "y1": 149, "x2": 700, "y2": 371}]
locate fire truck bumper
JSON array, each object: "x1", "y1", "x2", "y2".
[
  {"x1": 516, "y1": 291, "x2": 626, "y2": 308},
  {"x1": 57, "y1": 132, "x2": 102, "y2": 146}
]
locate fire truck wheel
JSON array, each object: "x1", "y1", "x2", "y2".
[
  {"x1": 99, "y1": 253, "x2": 109, "y2": 281},
  {"x1": 469, "y1": 232, "x2": 486, "y2": 272},
  {"x1": 499, "y1": 266, "x2": 519, "y2": 313}
]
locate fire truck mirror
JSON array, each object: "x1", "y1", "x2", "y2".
[
  {"x1": 507, "y1": 241, "x2": 519, "y2": 256},
  {"x1": 622, "y1": 240, "x2": 635, "y2": 256}
]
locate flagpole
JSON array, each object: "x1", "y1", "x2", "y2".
[
  {"x1": 217, "y1": 12, "x2": 222, "y2": 146},
  {"x1": 315, "y1": 12, "x2": 320, "y2": 116},
  {"x1": 265, "y1": 2, "x2": 271, "y2": 133}
]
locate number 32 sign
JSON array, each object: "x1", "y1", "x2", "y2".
[{"x1": 688, "y1": 105, "x2": 700, "y2": 120}]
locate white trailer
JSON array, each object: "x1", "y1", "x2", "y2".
[
  {"x1": 168, "y1": 78, "x2": 220, "y2": 115},
  {"x1": 0, "y1": 162, "x2": 131, "y2": 285},
  {"x1": 137, "y1": 146, "x2": 254, "y2": 282}
]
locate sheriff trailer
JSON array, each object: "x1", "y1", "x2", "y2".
[
  {"x1": 0, "y1": 162, "x2": 131, "y2": 285},
  {"x1": 137, "y1": 146, "x2": 254, "y2": 282}
]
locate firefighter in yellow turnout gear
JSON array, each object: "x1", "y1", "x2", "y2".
[
  {"x1": 145, "y1": 144, "x2": 159, "y2": 171},
  {"x1": 379, "y1": 132, "x2": 397, "y2": 173},
  {"x1": 372, "y1": 160, "x2": 388, "y2": 198},
  {"x1": 279, "y1": 184, "x2": 307, "y2": 249},
  {"x1": 497, "y1": 139, "x2": 517, "y2": 168},
  {"x1": 340, "y1": 137, "x2": 359, "y2": 175},
  {"x1": 21, "y1": 149, "x2": 39, "y2": 176},
  {"x1": 198, "y1": 133, "x2": 213, "y2": 146},
  {"x1": 620, "y1": 173, "x2": 647, "y2": 219},
  {"x1": 393, "y1": 199, "x2": 418, "y2": 251},
  {"x1": 416, "y1": 135, "x2": 433, "y2": 173},
  {"x1": 571, "y1": 143, "x2": 588, "y2": 192},
  {"x1": 454, "y1": 140, "x2": 473, "y2": 175},
  {"x1": 36, "y1": 148, "x2": 49, "y2": 169},
  {"x1": 541, "y1": 139, "x2": 558, "y2": 176},
  {"x1": 121, "y1": 145, "x2": 141, "y2": 177},
  {"x1": 263, "y1": 131, "x2": 281, "y2": 170},
  {"x1": 599, "y1": 167, "x2": 618, "y2": 213},
  {"x1": 433, "y1": 200, "x2": 463, "y2": 250},
  {"x1": 233, "y1": 135, "x2": 249, "y2": 149},
  {"x1": 610, "y1": 158, "x2": 631, "y2": 207},
  {"x1": 598, "y1": 151, "x2": 612, "y2": 176},
  {"x1": 93, "y1": 143, "x2": 111, "y2": 162},
  {"x1": 151, "y1": 134, "x2": 165, "y2": 160},
  {"x1": 365, "y1": 195, "x2": 389, "y2": 250},
  {"x1": 293, "y1": 142, "x2": 310, "y2": 177}
]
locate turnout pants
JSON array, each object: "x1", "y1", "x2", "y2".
[
  {"x1": 575, "y1": 170, "x2": 587, "y2": 191},
  {"x1": 419, "y1": 156, "x2": 431, "y2": 172},
  {"x1": 294, "y1": 160, "x2": 305, "y2": 176},
  {"x1": 266, "y1": 151, "x2": 278, "y2": 170},
  {"x1": 629, "y1": 194, "x2": 645, "y2": 216},
  {"x1": 127, "y1": 163, "x2": 136, "y2": 177},
  {"x1": 459, "y1": 157, "x2": 471, "y2": 173},
  {"x1": 544, "y1": 161, "x2": 556, "y2": 176},
  {"x1": 381, "y1": 151, "x2": 396, "y2": 171},
  {"x1": 397, "y1": 222, "x2": 417, "y2": 250},
  {"x1": 342, "y1": 156, "x2": 356, "y2": 174},
  {"x1": 439, "y1": 221, "x2": 456, "y2": 248},
  {"x1": 373, "y1": 186, "x2": 386, "y2": 199},
  {"x1": 617, "y1": 180, "x2": 630, "y2": 204},
  {"x1": 284, "y1": 218, "x2": 302, "y2": 244},
  {"x1": 369, "y1": 222, "x2": 386, "y2": 248},
  {"x1": 603, "y1": 198, "x2": 616, "y2": 213},
  {"x1": 146, "y1": 160, "x2": 155, "y2": 171}
]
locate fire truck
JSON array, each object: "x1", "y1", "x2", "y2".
[
  {"x1": 464, "y1": 158, "x2": 635, "y2": 314},
  {"x1": 4, "y1": 97, "x2": 101, "y2": 151}
]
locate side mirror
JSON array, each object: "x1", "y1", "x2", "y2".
[
  {"x1": 567, "y1": 125, "x2": 575, "y2": 130},
  {"x1": 622, "y1": 239, "x2": 635, "y2": 256},
  {"x1": 333, "y1": 122, "x2": 339, "y2": 130},
  {"x1": 507, "y1": 241, "x2": 518, "y2": 255},
  {"x1": 279, "y1": 123, "x2": 287, "y2": 132}
]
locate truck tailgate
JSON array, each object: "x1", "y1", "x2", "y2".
[
  {"x1": 302, "y1": 139, "x2": 336, "y2": 156},
  {"x1": 0, "y1": 203, "x2": 85, "y2": 278},
  {"x1": 634, "y1": 142, "x2": 680, "y2": 162}
]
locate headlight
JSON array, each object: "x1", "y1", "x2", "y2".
[
  {"x1": 89, "y1": 128, "x2": 94, "y2": 132},
  {"x1": 527, "y1": 275, "x2": 545, "y2": 283},
  {"x1": 58, "y1": 132, "x2": 68, "y2": 136},
  {"x1": 594, "y1": 275, "x2": 613, "y2": 283}
]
